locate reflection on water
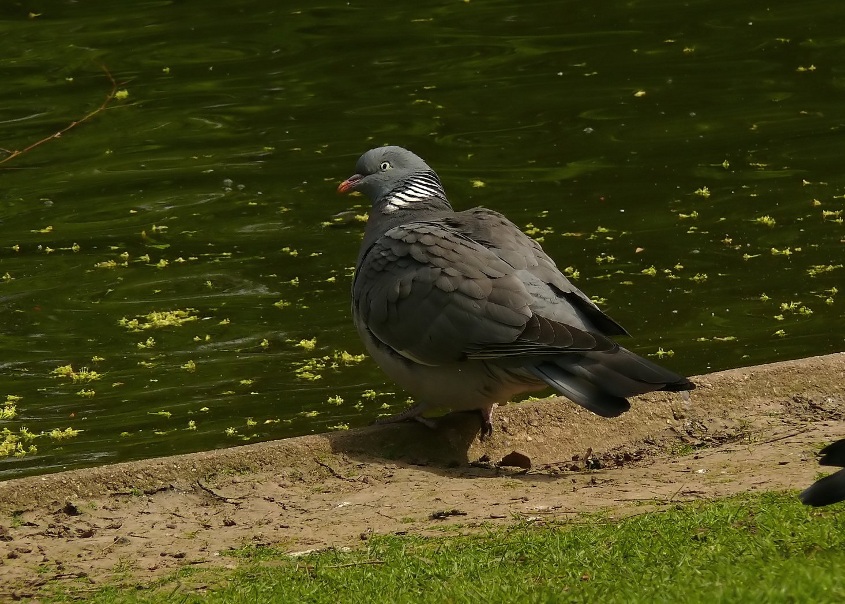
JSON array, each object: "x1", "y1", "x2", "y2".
[{"x1": 1, "y1": 0, "x2": 843, "y2": 478}]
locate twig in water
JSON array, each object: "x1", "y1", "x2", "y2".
[{"x1": 0, "y1": 64, "x2": 120, "y2": 166}]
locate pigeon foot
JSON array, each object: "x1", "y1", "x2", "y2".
[{"x1": 478, "y1": 404, "x2": 497, "y2": 440}]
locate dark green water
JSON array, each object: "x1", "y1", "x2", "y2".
[{"x1": 1, "y1": 0, "x2": 843, "y2": 478}]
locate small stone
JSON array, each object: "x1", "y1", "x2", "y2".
[
  {"x1": 61, "y1": 501, "x2": 81, "y2": 516},
  {"x1": 498, "y1": 451, "x2": 531, "y2": 469}
]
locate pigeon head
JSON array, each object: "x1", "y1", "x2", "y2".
[{"x1": 338, "y1": 146, "x2": 448, "y2": 210}]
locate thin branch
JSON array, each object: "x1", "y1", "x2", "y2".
[
  {"x1": 668, "y1": 482, "x2": 689, "y2": 502},
  {"x1": 299, "y1": 560, "x2": 384, "y2": 574},
  {"x1": 314, "y1": 458, "x2": 358, "y2": 482},
  {"x1": 0, "y1": 64, "x2": 118, "y2": 166},
  {"x1": 756, "y1": 428, "x2": 811, "y2": 446},
  {"x1": 327, "y1": 560, "x2": 384, "y2": 569},
  {"x1": 195, "y1": 479, "x2": 243, "y2": 504}
]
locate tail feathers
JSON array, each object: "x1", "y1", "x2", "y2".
[
  {"x1": 527, "y1": 346, "x2": 693, "y2": 418},
  {"x1": 799, "y1": 469, "x2": 845, "y2": 507},
  {"x1": 566, "y1": 347, "x2": 694, "y2": 399},
  {"x1": 529, "y1": 364, "x2": 630, "y2": 418}
]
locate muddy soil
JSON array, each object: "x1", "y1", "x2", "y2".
[{"x1": 1, "y1": 352, "x2": 843, "y2": 600}]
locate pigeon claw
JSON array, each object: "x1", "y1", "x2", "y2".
[{"x1": 478, "y1": 404, "x2": 497, "y2": 441}]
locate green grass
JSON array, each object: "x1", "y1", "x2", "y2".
[{"x1": 47, "y1": 492, "x2": 845, "y2": 603}]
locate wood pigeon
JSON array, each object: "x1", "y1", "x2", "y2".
[{"x1": 339, "y1": 146, "x2": 695, "y2": 437}]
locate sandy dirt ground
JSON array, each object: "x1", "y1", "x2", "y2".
[{"x1": 0, "y1": 352, "x2": 843, "y2": 600}]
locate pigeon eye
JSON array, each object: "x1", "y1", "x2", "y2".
[{"x1": 380, "y1": 161, "x2": 391, "y2": 171}]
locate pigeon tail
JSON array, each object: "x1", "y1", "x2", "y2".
[
  {"x1": 564, "y1": 346, "x2": 695, "y2": 398},
  {"x1": 528, "y1": 364, "x2": 630, "y2": 417},
  {"x1": 528, "y1": 346, "x2": 693, "y2": 416},
  {"x1": 799, "y1": 469, "x2": 845, "y2": 507}
]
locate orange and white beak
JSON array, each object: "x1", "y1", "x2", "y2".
[{"x1": 337, "y1": 174, "x2": 363, "y2": 194}]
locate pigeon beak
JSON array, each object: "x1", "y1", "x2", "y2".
[{"x1": 337, "y1": 174, "x2": 363, "y2": 194}]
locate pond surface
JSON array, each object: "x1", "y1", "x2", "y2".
[{"x1": 1, "y1": 0, "x2": 843, "y2": 478}]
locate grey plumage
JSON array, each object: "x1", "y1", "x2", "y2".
[
  {"x1": 339, "y1": 146, "x2": 695, "y2": 436},
  {"x1": 800, "y1": 439, "x2": 845, "y2": 507}
]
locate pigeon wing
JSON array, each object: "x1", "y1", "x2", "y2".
[
  {"x1": 447, "y1": 208, "x2": 629, "y2": 338},
  {"x1": 354, "y1": 219, "x2": 609, "y2": 366}
]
